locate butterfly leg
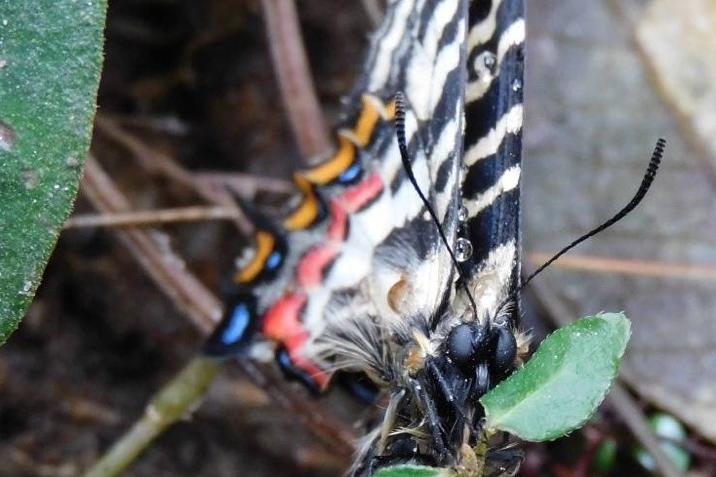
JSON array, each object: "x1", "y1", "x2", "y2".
[
  {"x1": 412, "y1": 378, "x2": 449, "y2": 462},
  {"x1": 426, "y1": 359, "x2": 477, "y2": 439}
]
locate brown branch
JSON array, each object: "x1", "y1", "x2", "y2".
[
  {"x1": 361, "y1": 0, "x2": 385, "y2": 28},
  {"x1": 528, "y1": 252, "x2": 716, "y2": 281},
  {"x1": 194, "y1": 172, "x2": 294, "y2": 196},
  {"x1": 80, "y1": 156, "x2": 355, "y2": 459},
  {"x1": 94, "y1": 115, "x2": 254, "y2": 236},
  {"x1": 64, "y1": 206, "x2": 238, "y2": 229},
  {"x1": 260, "y1": 0, "x2": 332, "y2": 161},
  {"x1": 526, "y1": 275, "x2": 684, "y2": 477},
  {"x1": 82, "y1": 157, "x2": 222, "y2": 333}
]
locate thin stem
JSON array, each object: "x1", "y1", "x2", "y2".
[
  {"x1": 64, "y1": 206, "x2": 238, "y2": 229},
  {"x1": 83, "y1": 357, "x2": 221, "y2": 477},
  {"x1": 260, "y1": 0, "x2": 332, "y2": 161},
  {"x1": 80, "y1": 157, "x2": 356, "y2": 471},
  {"x1": 527, "y1": 252, "x2": 716, "y2": 280},
  {"x1": 94, "y1": 116, "x2": 254, "y2": 236}
]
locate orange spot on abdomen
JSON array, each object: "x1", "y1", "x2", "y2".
[{"x1": 234, "y1": 230, "x2": 275, "y2": 284}]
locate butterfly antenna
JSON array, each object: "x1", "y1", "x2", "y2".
[
  {"x1": 497, "y1": 138, "x2": 666, "y2": 315},
  {"x1": 395, "y1": 93, "x2": 479, "y2": 317}
]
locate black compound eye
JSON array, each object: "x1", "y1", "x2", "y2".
[
  {"x1": 446, "y1": 322, "x2": 487, "y2": 370},
  {"x1": 492, "y1": 326, "x2": 517, "y2": 375}
]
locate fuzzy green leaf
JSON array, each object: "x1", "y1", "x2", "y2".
[
  {"x1": 480, "y1": 313, "x2": 631, "y2": 441},
  {"x1": 0, "y1": 0, "x2": 106, "y2": 344},
  {"x1": 374, "y1": 465, "x2": 451, "y2": 477}
]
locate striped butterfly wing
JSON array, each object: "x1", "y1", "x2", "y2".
[
  {"x1": 347, "y1": 1, "x2": 527, "y2": 474},
  {"x1": 460, "y1": 0, "x2": 525, "y2": 326}
]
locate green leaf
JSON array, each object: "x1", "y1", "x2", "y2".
[
  {"x1": 374, "y1": 465, "x2": 451, "y2": 477},
  {"x1": 0, "y1": 1, "x2": 106, "y2": 345},
  {"x1": 591, "y1": 438, "x2": 617, "y2": 473},
  {"x1": 480, "y1": 312, "x2": 631, "y2": 441},
  {"x1": 634, "y1": 413, "x2": 691, "y2": 472}
]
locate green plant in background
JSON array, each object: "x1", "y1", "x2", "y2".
[
  {"x1": 377, "y1": 313, "x2": 631, "y2": 477},
  {"x1": 0, "y1": 0, "x2": 106, "y2": 345},
  {"x1": 634, "y1": 413, "x2": 690, "y2": 473}
]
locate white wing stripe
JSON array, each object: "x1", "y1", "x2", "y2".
[
  {"x1": 463, "y1": 103, "x2": 523, "y2": 166},
  {"x1": 466, "y1": 18, "x2": 525, "y2": 103},
  {"x1": 473, "y1": 240, "x2": 516, "y2": 322},
  {"x1": 368, "y1": 0, "x2": 416, "y2": 91},
  {"x1": 406, "y1": 0, "x2": 462, "y2": 120},
  {"x1": 465, "y1": 165, "x2": 520, "y2": 218},
  {"x1": 467, "y1": 0, "x2": 503, "y2": 50}
]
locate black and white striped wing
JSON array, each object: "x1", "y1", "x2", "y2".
[{"x1": 460, "y1": 0, "x2": 524, "y2": 325}]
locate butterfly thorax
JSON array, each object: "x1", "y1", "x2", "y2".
[{"x1": 353, "y1": 298, "x2": 527, "y2": 469}]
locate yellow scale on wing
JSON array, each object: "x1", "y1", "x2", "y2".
[
  {"x1": 282, "y1": 94, "x2": 396, "y2": 231},
  {"x1": 234, "y1": 95, "x2": 397, "y2": 284},
  {"x1": 234, "y1": 230, "x2": 275, "y2": 284}
]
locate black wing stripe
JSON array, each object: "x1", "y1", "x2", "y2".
[
  {"x1": 461, "y1": 129, "x2": 521, "y2": 198},
  {"x1": 463, "y1": 102, "x2": 523, "y2": 167},
  {"x1": 462, "y1": 185, "x2": 520, "y2": 276},
  {"x1": 464, "y1": 164, "x2": 520, "y2": 219},
  {"x1": 460, "y1": 0, "x2": 524, "y2": 323}
]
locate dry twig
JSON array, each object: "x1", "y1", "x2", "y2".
[
  {"x1": 260, "y1": 0, "x2": 332, "y2": 161},
  {"x1": 64, "y1": 206, "x2": 238, "y2": 229},
  {"x1": 82, "y1": 157, "x2": 222, "y2": 333},
  {"x1": 361, "y1": 0, "x2": 385, "y2": 28},
  {"x1": 80, "y1": 157, "x2": 355, "y2": 474},
  {"x1": 83, "y1": 1, "x2": 364, "y2": 472},
  {"x1": 194, "y1": 172, "x2": 294, "y2": 196},
  {"x1": 94, "y1": 115, "x2": 254, "y2": 236},
  {"x1": 528, "y1": 252, "x2": 716, "y2": 281}
]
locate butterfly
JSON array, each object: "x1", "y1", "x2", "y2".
[{"x1": 204, "y1": 0, "x2": 528, "y2": 474}]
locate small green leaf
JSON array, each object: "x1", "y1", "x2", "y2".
[
  {"x1": 634, "y1": 413, "x2": 691, "y2": 472},
  {"x1": 591, "y1": 438, "x2": 617, "y2": 473},
  {"x1": 374, "y1": 465, "x2": 451, "y2": 477},
  {"x1": 480, "y1": 312, "x2": 631, "y2": 441},
  {"x1": 0, "y1": 0, "x2": 106, "y2": 344}
]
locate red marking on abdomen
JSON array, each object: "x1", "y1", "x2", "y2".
[
  {"x1": 327, "y1": 201, "x2": 347, "y2": 241},
  {"x1": 297, "y1": 246, "x2": 338, "y2": 288},
  {"x1": 286, "y1": 338, "x2": 330, "y2": 390},
  {"x1": 295, "y1": 175, "x2": 382, "y2": 290},
  {"x1": 262, "y1": 293, "x2": 307, "y2": 342},
  {"x1": 259, "y1": 172, "x2": 386, "y2": 393},
  {"x1": 340, "y1": 172, "x2": 384, "y2": 213},
  {"x1": 261, "y1": 293, "x2": 329, "y2": 390}
]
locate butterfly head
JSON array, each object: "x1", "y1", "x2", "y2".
[{"x1": 366, "y1": 309, "x2": 526, "y2": 470}]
